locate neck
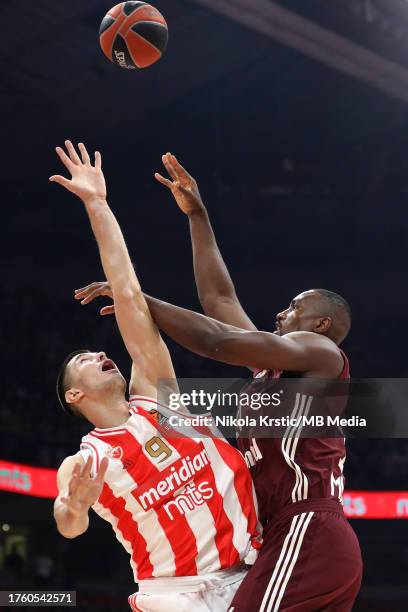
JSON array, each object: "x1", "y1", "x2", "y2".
[{"x1": 88, "y1": 396, "x2": 130, "y2": 429}]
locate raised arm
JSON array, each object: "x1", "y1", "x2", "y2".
[
  {"x1": 155, "y1": 154, "x2": 257, "y2": 330},
  {"x1": 144, "y1": 295, "x2": 343, "y2": 377},
  {"x1": 50, "y1": 141, "x2": 176, "y2": 396},
  {"x1": 54, "y1": 454, "x2": 108, "y2": 539}
]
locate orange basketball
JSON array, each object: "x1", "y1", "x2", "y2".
[{"x1": 99, "y1": 2, "x2": 168, "y2": 69}]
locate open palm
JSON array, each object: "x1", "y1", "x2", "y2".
[
  {"x1": 50, "y1": 140, "x2": 106, "y2": 204},
  {"x1": 60, "y1": 456, "x2": 108, "y2": 517}
]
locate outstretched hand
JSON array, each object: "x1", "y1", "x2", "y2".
[
  {"x1": 155, "y1": 153, "x2": 204, "y2": 216},
  {"x1": 60, "y1": 456, "x2": 109, "y2": 517},
  {"x1": 75, "y1": 281, "x2": 115, "y2": 316},
  {"x1": 49, "y1": 140, "x2": 106, "y2": 205}
]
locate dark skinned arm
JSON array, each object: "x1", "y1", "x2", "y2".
[
  {"x1": 155, "y1": 154, "x2": 257, "y2": 331},
  {"x1": 144, "y1": 295, "x2": 343, "y2": 376}
]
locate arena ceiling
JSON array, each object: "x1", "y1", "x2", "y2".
[{"x1": 3, "y1": 0, "x2": 408, "y2": 183}]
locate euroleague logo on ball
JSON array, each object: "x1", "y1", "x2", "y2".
[
  {"x1": 99, "y1": 2, "x2": 168, "y2": 70},
  {"x1": 114, "y1": 51, "x2": 127, "y2": 69},
  {"x1": 106, "y1": 445, "x2": 123, "y2": 460}
]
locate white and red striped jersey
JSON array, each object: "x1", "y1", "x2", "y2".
[{"x1": 77, "y1": 395, "x2": 261, "y2": 582}]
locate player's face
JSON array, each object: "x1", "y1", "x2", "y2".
[
  {"x1": 66, "y1": 351, "x2": 126, "y2": 401},
  {"x1": 274, "y1": 291, "x2": 321, "y2": 335}
]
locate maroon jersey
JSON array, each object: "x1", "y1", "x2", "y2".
[{"x1": 237, "y1": 351, "x2": 349, "y2": 528}]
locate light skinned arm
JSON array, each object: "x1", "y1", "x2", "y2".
[
  {"x1": 155, "y1": 154, "x2": 257, "y2": 331},
  {"x1": 54, "y1": 455, "x2": 108, "y2": 539},
  {"x1": 50, "y1": 141, "x2": 176, "y2": 396}
]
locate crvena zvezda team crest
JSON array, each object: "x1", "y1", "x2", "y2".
[{"x1": 106, "y1": 445, "x2": 123, "y2": 460}]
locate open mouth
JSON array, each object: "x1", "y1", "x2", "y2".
[{"x1": 101, "y1": 359, "x2": 117, "y2": 372}]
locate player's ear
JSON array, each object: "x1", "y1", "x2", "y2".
[
  {"x1": 314, "y1": 317, "x2": 332, "y2": 335},
  {"x1": 65, "y1": 388, "x2": 85, "y2": 405}
]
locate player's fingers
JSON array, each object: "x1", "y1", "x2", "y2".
[
  {"x1": 74, "y1": 282, "x2": 102, "y2": 296},
  {"x1": 78, "y1": 142, "x2": 91, "y2": 165},
  {"x1": 74, "y1": 283, "x2": 94, "y2": 294},
  {"x1": 95, "y1": 151, "x2": 102, "y2": 170},
  {"x1": 65, "y1": 140, "x2": 82, "y2": 165},
  {"x1": 55, "y1": 147, "x2": 75, "y2": 172},
  {"x1": 70, "y1": 463, "x2": 81, "y2": 483},
  {"x1": 162, "y1": 154, "x2": 178, "y2": 180},
  {"x1": 170, "y1": 155, "x2": 191, "y2": 179},
  {"x1": 96, "y1": 457, "x2": 109, "y2": 482},
  {"x1": 100, "y1": 305, "x2": 115, "y2": 316},
  {"x1": 49, "y1": 175, "x2": 72, "y2": 190},
  {"x1": 79, "y1": 288, "x2": 104, "y2": 305},
  {"x1": 74, "y1": 290, "x2": 93, "y2": 301},
  {"x1": 68, "y1": 474, "x2": 79, "y2": 496},
  {"x1": 82, "y1": 455, "x2": 93, "y2": 479},
  {"x1": 154, "y1": 173, "x2": 173, "y2": 189}
]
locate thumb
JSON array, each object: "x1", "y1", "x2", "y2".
[
  {"x1": 100, "y1": 305, "x2": 115, "y2": 316},
  {"x1": 49, "y1": 175, "x2": 72, "y2": 190}
]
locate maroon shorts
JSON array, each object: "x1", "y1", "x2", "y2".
[{"x1": 229, "y1": 499, "x2": 362, "y2": 612}]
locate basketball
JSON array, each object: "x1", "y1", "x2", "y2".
[{"x1": 99, "y1": 2, "x2": 168, "y2": 69}]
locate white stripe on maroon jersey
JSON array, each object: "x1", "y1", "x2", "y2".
[
  {"x1": 282, "y1": 393, "x2": 305, "y2": 503},
  {"x1": 259, "y1": 512, "x2": 313, "y2": 612},
  {"x1": 270, "y1": 512, "x2": 314, "y2": 611},
  {"x1": 288, "y1": 394, "x2": 312, "y2": 502},
  {"x1": 281, "y1": 393, "x2": 313, "y2": 503},
  {"x1": 259, "y1": 514, "x2": 302, "y2": 612}
]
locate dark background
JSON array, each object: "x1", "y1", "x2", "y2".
[{"x1": 1, "y1": 0, "x2": 408, "y2": 609}]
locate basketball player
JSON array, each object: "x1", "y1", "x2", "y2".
[
  {"x1": 78, "y1": 153, "x2": 363, "y2": 611},
  {"x1": 49, "y1": 142, "x2": 261, "y2": 612}
]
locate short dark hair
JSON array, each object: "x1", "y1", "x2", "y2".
[
  {"x1": 313, "y1": 288, "x2": 351, "y2": 319},
  {"x1": 312, "y1": 289, "x2": 352, "y2": 342},
  {"x1": 56, "y1": 349, "x2": 91, "y2": 418}
]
